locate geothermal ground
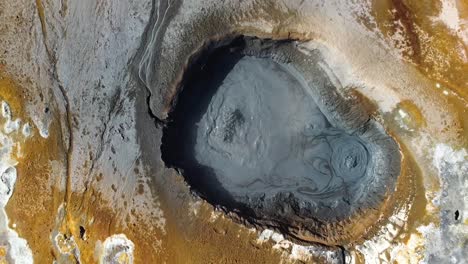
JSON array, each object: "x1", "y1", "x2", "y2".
[{"x1": 0, "y1": 0, "x2": 467, "y2": 263}]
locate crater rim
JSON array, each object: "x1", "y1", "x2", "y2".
[{"x1": 160, "y1": 35, "x2": 402, "y2": 245}]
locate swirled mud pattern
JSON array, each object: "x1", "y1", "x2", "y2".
[
  {"x1": 196, "y1": 56, "x2": 370, "y2": 203},
  {"x1": 162, "y1": 38, "x2": 402, "y2": 243}
]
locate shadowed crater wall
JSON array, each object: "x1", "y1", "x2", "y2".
[{"x1": 161, "y1": 36, "x2": 401, "y2": 244}]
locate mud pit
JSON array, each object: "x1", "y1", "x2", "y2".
[{"x1": 162, "y1": 37, "x2": 401, "y2": 243}]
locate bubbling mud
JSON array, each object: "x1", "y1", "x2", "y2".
[{"x1": 162, "y1": 37, "x2": 401, "y2": 243}]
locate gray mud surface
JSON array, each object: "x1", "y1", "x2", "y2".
[{"x1": 162, "y1": 37, "x2": 401, "y2": 242}]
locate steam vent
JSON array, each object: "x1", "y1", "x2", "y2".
[{"x1": 1, "y1": 0, "x2": 467, "y2": 263}]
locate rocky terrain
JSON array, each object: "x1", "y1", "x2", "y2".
[{"x1": 0, "y1": 0, "x2": 466, "y2": 263}]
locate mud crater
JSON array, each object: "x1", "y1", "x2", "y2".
[{"x1": 161, "y1": 36, "x2": 401, "y2": 244}]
